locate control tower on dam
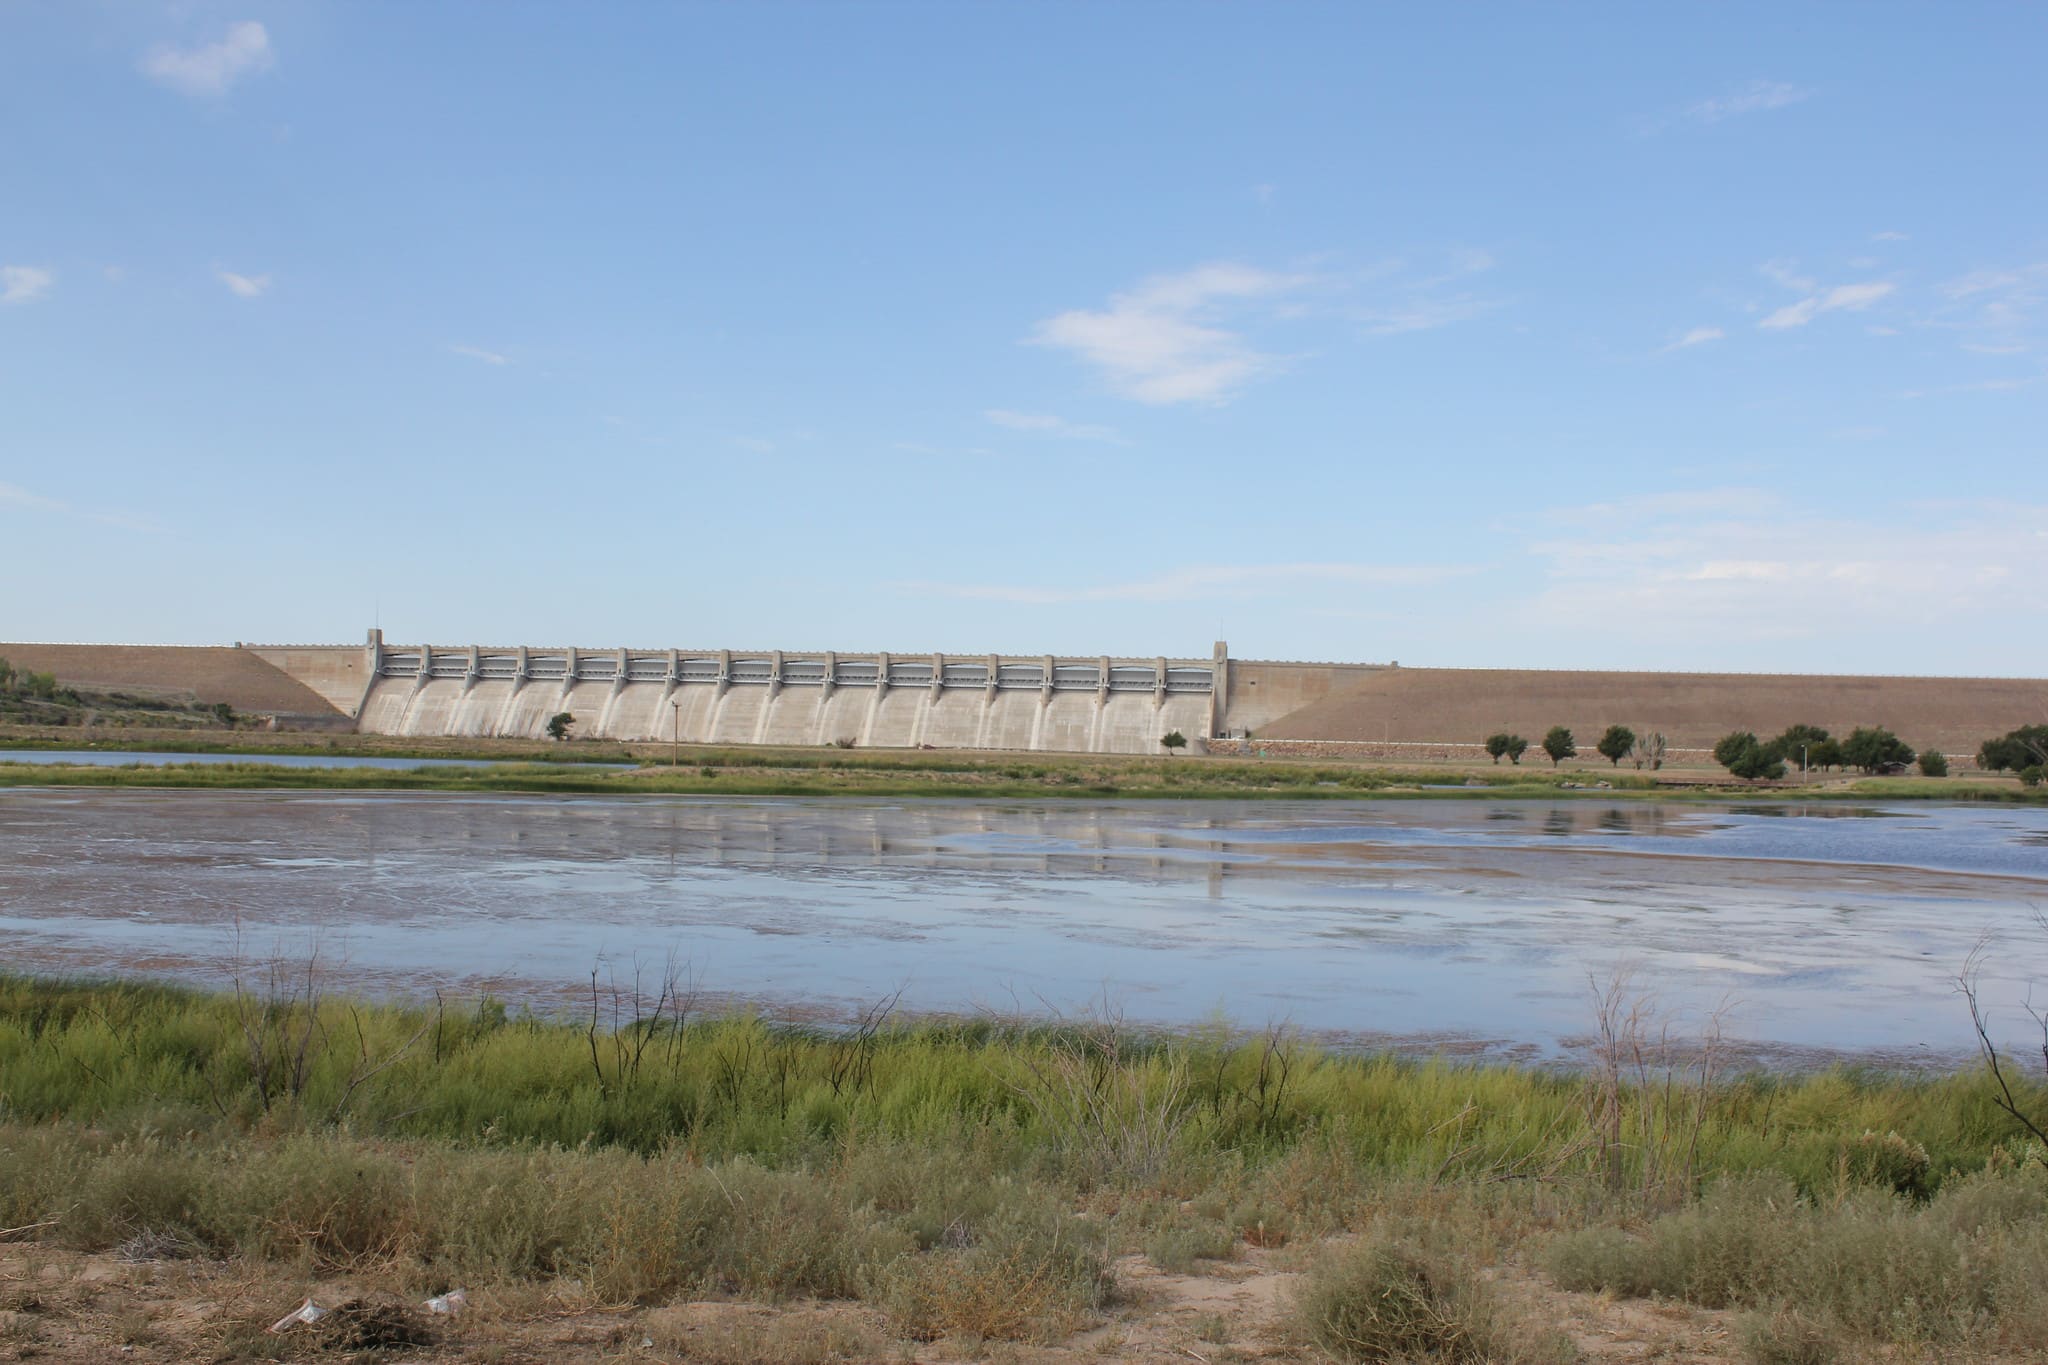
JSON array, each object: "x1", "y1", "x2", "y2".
[{"x1": 348, "y1": 632, "x2": 1292, "y2": 755}]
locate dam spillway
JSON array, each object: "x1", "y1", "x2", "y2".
[{"x1": 353, "y1": 636, "x2": 1230, "y2": 754}]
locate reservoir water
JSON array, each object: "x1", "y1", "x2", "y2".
[{"x1": 2, "y1": 790, "x2": 2044, "y2": 1063}]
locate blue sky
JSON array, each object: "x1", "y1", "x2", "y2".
[{"x1": 4, "y1": 3, "x2": 2045, "y2": 674}]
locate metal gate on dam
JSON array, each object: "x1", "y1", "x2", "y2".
[{"x1": 351, "y1": 633, "x2": 1232, "y2": 754}]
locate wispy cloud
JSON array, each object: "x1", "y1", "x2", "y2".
[
  {"x1": 1662, "y1": 326, "x2": 1724, "y2": 352},
  {"x1": 1637, "y1": 81, "x2": 1812, "y2": 135},
  {"x1": 1937, "y1": 262, "x2": 2048, "y2": 354},
  {"x1": 1525, "y1": 496, "x2": 2048, "y2": 643},
  {"x1": 1030, "y1": 263, "x2": 1312, "y2": 405},
  {"x1": 449, "y1": 344, "x2": 509, "y2": 366},
  {"x1": 1872, "y1": 231, "x2": 1910, "y2": 243},
  {"x1": 217, "y1": 269, "x2": 270, "y2": 299},
  {"x1": 1757, "y1": 267, "x2": 1894, "y2": 330},
  {"x1": 1685, "y1": 80, "x2": 1811, "y2": 124},
  {"x1": 1899, "y1": 372, "x2": 2047, "y2": 399},
  {"x1": 1030, "y1": 253, "x2": 1498, "y2": 405},
  {"x1": 1, "y1": 266, "x2": 53, "y2": 305},
  {"x1": 0, "y1": 481, "x2": 166, "y2": 533},
  {"x1": 1351, "y1": 249, "x2": 1497, "y2": 335},
  {"x1": 905, "y1": 561, "x2": 1476, "y2": 606},
  {"x1": 0, "y1": 482, "x2": 67, "y2": 513},
  {"x1": 984, "y1": 409, "x2": 1125, "y2": 444},
  {"x1": 1551, "y1": 488, "x2": 1778, "y2": 525},
  {"x1": 141, "y1": 21, "x2": 274, "y2": 97}
]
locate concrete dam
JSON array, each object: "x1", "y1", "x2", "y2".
[{"x1": 344, "y1": 634, "x2": 1340, "y2": 755}]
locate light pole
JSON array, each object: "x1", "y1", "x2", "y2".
[{"x1": 1800, "y1": 743, "x2": 1809, "y2": 777}]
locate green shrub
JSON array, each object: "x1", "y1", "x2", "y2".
[
  {"x1": 1838, "y1": 1130, "x2": 1930, "y2": 1198},
  {"x1": 1737, "y1": 1308, "x2": 1838, "y2": 1365},
  {"x1": 1544, "y1": 1170, "x2": 2048, "y2": 1349},
  {"x1": 872, "y1": 1200, "x2": 1111, "y2": 1342},
  {"x1": 2022, "y1": 765, "x2": 2044, "y2": 788},
  {"x1": 1917, "y1": 751, "x2": 1948, "y2": 777},
  {"x1": 1144, "y1": 1217, "x2": 1236, "y2": 1273},
  {"x1": 1296, "y1": 1233, "x2": 1573, "y2": 1363}
]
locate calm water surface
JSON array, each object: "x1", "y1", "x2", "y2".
[{"x1": 2, "y1": 790, "x2": 2043, "y2": 1062}]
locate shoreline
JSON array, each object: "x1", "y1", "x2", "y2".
[{"x1": 2, "y1": 751, "x2": 2039, "y2": 803}]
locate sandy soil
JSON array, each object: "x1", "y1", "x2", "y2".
[{"x1": 0, "y1": 1236, "x2": 1758, "y2": 1365}]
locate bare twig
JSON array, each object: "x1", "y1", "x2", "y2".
[{"x1": 1961, "y1": 937, "x2": 2048, "y2": 1150}]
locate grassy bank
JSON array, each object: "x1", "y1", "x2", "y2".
[
  {"x1": 6, "y1": 974, "x2": 2048, "y2": 1360},
  {"x1": 2, "y1": 748, "x2": 2041, "y2": 803}
]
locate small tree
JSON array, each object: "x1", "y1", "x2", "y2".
[
  {"x1": 1541, "y1": 726, "x2": 1576, "y2": 767},
  {"x1": 1978, "y1": 725, "x2": 2048, "y2": 773},
  {"x1": 1632, "y1": 730, "x2": 1667, "y2": 771},
  {"x1": 212, "y1": 701, "x2": 236, "y2": 727},
  {"x1": 2022, "y1": 765, "x2": 2045, "y2": 789},
  {"x1": 1714, "y1": 731, "x2": 1786, "y2": 782},
  {"x1": 1918, "y1": 751, "x2": 1948, "y2": 778},
  {"x1": 1504, "y1": 734, "x2": 1528, "y2": 765},
  {"x1": 1595, "y1": 725, "x2": 1635, "y2": 767},
  {"x1": 1160, "y1": 730, "x2": 1187, "y2": 757},
  {"x1": 1840, "y1": 725, "x2": 1914, "y2": 775},
  {"x1": 1485, "y1": 732, "x2": 1513, "y2": 764},
  {"x1": 1764, "y1": 723, "x2": 1832, "y2": 771},
  {"x1": 546, "y1": 711, "x2": 576, "y2": 741},
  {"x1": 0, "y1": 657, "x2": 13, "y2": 691},
  {"x1": 1809, "y1": 737, "x2": 1843, "y2": 772}
]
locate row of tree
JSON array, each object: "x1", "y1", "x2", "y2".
[
  {"x1": 1712, "y1": 724, "x2": 1924, "y2": 781},
  {"x1": 1484, "y1": 725, "x2": 1664, "y2": 768},
  {"x1": 1479, "y1": 719, "x2": 2047, "y2": 786}
]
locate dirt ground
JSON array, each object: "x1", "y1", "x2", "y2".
[{"x1": 0, "y1": 1236, "x2": 1774, "y2": 1365}]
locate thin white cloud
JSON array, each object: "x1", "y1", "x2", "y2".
[
  {"x1": 1685, "y1": 80, "x2": 1811, "y2": 124},
  {"x1": 906, "y1": 561, "x2": 1476, "y2": 606},
  {"x1": 1759, "y1": 259, "x2": 1817, "y2": 293},
  {"x1": 1899, "y1": 373, "x2": 2046, "y2": 399},
  {"x1": 1552, "y1": 488, "x2": 1778, "y2": 525},
  {"x1": 1663, "y1": 326, "x2": 1725, "y2": 352},
  {"x1": 0, "y1": 482, "x2": 166, "y2": 533},
  {"x1": 1030, "y1": 254, "x2": 1497, "y2": 404},
  {"x1": 449, "y1": 344, "x2": 509, "y2": 366},
  {"x1": 1759, "y1": 278, "x2": 1894, "y2": 330},
  {"x1": 1872, "y1": 231, "x2": 1910, "y2": 243},
  {"x1": 141, "y1": 21, "x2": 274, "y2": 97},
  {"x1": 1525, "y1": 498, "x2": 2048, "y2": 643},
  {"x1": 0, "y1": 482, "x2": 67, "y2": 513},
  {"x1": 1031, "y1": 263, "x2": 1311, "y2": 405},
  {"x1": 217, "y1": 270, "x2": 271, "y2": 299},
  {"x1": 1938, "y1": 262, "x2": 2048, "y2": 353},
  {"x1": 984, "y1": 409, "x2": 1125, "y2": 444},
  {"x1": 1, "y1": 266, "x2": 53, "y2": 305},
  {"x1": 1353, "y1": 250, "x2": 1497, "y2": 335}
]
